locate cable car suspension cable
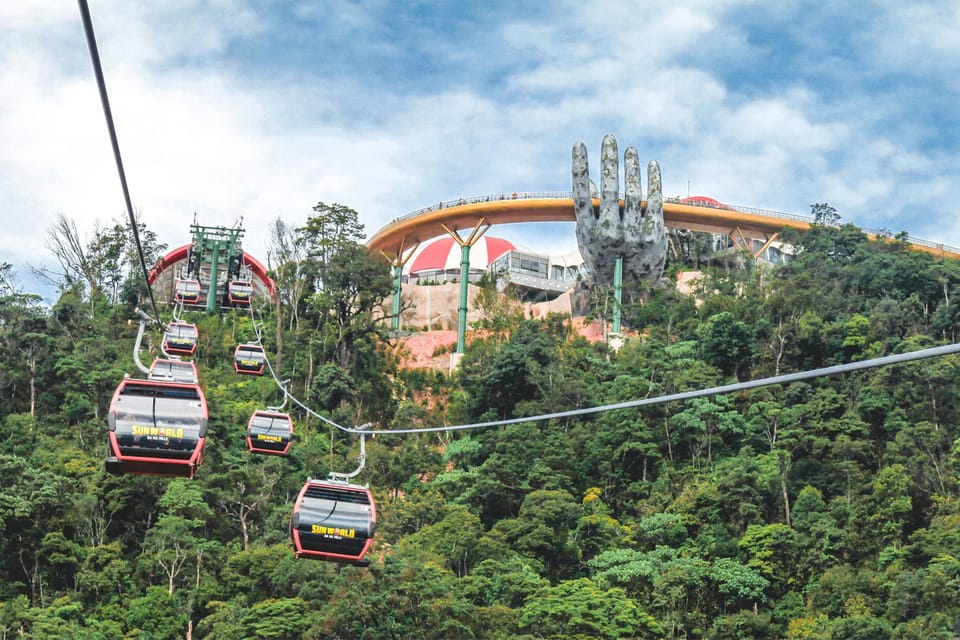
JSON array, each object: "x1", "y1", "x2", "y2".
[
  {"x1": 327, "y1": 427, "x2": 369, "y2": 482},
  {"x1": 242, "y1": 280, "x2": 960, "y2": 437},
  {"x1": 344, "y1": 341, "x2": 960, "y2": 435},
  {"x1": 242, "y1": 303, "x2": 368, "y2": 478},
  {"x1": 266, "y1": 379, "x2": 292, "y2": 412},
  {"x1": 243, "y1": 301, "x2": 353, "y2": 433},
  {"x1": 77, "y1": 0, "x2": 164, "y2": 328}
]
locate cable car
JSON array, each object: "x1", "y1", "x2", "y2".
[
  {"x1": 163, "y1": 322, "x2": 199, "y2": 356},
  {"x1": 105, "y1": 378, "x2": 208, "y2": 478},
  {"x1": 246, "y1": 410, "x2": 293, "y2": 456},
  {"x1": 173, "y1": 278, "x2": 202, "y2": 304},
  {"x1": 148, "y1": 358, "x2": 199, "y2": 384},
  {"x1": 234, "y1": 343, "x2": 265, "y2": 375},
  {"x1": 290, "y1": 480, "x2": 376, "y2": 565},
  {"x1": 228, "y1": 280, "x2": 253, "y2": 306}
]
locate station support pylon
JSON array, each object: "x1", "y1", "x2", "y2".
[
  {"x1": 207, "y1": 245, "x2": 220, "y2": 313},
  {"x1": 188, "y1": 222, "x2": 244, "y2": 313}
]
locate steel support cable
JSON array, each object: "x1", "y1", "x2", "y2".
[
  {"x1": 246, "y1": 283, "x2": 960, "y2": 436},
  {"x1": 77, "y1": 0, "x2": 164, "y2": 327},
  {"x1": 245, "y1": 299, "x2": 351, "y2": 432},
  {"x1": 337, "y1": 342, "x2": 960, "y2": 435},
  {"x1": 243, "y1": 302, "x2": 368, "y2": 478},
  {"x1": 245, "y1": 287, "x2": 960, "y2": 436}
]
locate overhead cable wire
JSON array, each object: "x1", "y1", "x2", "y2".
[
  {"x1": 245, "y1": 299, "x2": 352, "y2": 432},
  {"x1": 244, "y1": 276, "x2": 960, "y2": 437},
  {"x1": 340, "y1": 342, "x2": 960, "y2": 435},
  {"x1": 243, "y1": 302, "x2": 369, "y2": 478},
  {"x1": 246, "y1": 283, "x2": 960, "y2": 436},
  {"x1": 77, "y1": 0, "x2": 164, "y2": 327}
]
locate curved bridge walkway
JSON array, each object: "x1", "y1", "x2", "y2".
[
  {"x1": 369, "y1": 192, "x2": 960, "y2": 352},
  {"x1": 368, "y1": 192, "x2": 960, "y2": 261}
]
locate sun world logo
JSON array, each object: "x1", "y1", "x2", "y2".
[
  {"x1": 311, "y1": 525, "x2": 355, "y2": 538},
  {"x1": 132, "y1": 425, "x2": 184, "y2": 439}
]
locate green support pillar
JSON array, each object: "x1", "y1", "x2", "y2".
[
  {"x1": 612, "y1": 255, "x2": 623, "y2": 335},
  {"x1": 380, "y1": 242, "x2": 417, "y2": 333},
  {"x1": 441, "y1": 220, "x2": 488, "y2": 355},
  {"x1": 456, "y1": 243, "x2": 471, "y2": 353},
  {"x1": 189, "y1": 222, "x2": 245, "y2": 314},
  {"x1": 391, "y1": 263, "x2": 403, "y2": 330},
  {"x1": 206, "y1": 242, "x2": 220, "y2": 313}
]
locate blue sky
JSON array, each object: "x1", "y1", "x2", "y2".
[{"x1": 2, "y1": 1, "x2": 959, "y2": 298}]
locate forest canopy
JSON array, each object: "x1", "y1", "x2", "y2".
[{"x1": 2, "y1": 204, "x2": 960, "y2": 639}]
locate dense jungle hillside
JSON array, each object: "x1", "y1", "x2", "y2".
[{"x1": 2, "y1": 204, "x2": 960, "y2": 639}]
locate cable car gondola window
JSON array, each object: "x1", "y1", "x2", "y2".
[
  {"x1": 247, "y1": 411, "x2": 293, "y2": 455},
  {"x1": 291, "y1": 481, "x2": 376, "y2": 564}
]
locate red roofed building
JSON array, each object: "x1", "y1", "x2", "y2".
[{"x1": 407, "y1": 236, "x2": 516, "y2": 284}]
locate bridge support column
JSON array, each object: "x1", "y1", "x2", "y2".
[
  {"x1": 380, "y1": 242, "x2": 418, "y2": 331},
  {"x1": 730, "y1": 229, "x2": 780, "y2": 262},
  {"x1": 391, "y1": 264, "x2": 403, "y2": 329},
  {"x1": 612, "y1": 255, "x2": 623, "y2": 335},
  {"x1": 442, "y1": 220, "x2": 489, "y2": 354},
  {"x1": 457, "y1": 244, "x2": 471, "y2": 352}
]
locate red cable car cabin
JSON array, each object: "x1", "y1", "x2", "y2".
[
  {"x1": 234, "y1": 343, "x2": 265, "y2": 375},
  {"x1": 148, "y1": 358, "x2": 199, "y2": 384},
  {"x1": 246, "y1": 410, "x2": 293, "y2": 456},
  {"x1": 290, "y1": 480, "x2": 376, "y2": 565},
  {"x1": 163, "y1": 322, "x2": 199, "y2": 356},
  {"x1": 174, "y1": 278, "x2": 202, "y2": 304},
  {"x1": 105, "y1": 378, "x2": 208, "y2": 478},
  {"x1": 228, "y1": 280, "x2": 253, "y2": 306}
]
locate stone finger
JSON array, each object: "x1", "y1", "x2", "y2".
[
  {"x1": 639, "y1": 160, "x2": 667, "y2": 282},
  {"x1": 642, "y1": 160, "x2": 665, "y2": 238},
  {"x1": 600, "y1": 134, "x2": 621, "y2": 229},
  {"x1": 623, "y1": 146, "x2": 642, "y2": 229},
  {"x1": 572, "y1": 141, "x2": 598, "y2": 274},
  {"x1": 572, "y1": 141, "x2": 595, "y2": 225}
]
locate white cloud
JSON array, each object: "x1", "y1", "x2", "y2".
[
  {"x1": 861, "y1": 3, "x2": 960, "y2": 78},
  {"x1": 3, "y1": 0, "x2": 960, "y2": 301}
]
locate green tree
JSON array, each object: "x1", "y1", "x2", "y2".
[
  {"x1": 142, "y1": 514, "x2": 203, "y2": 595},
  {"x1": 0, "y1": 454, "x2": 65, "y2": 606},
  {"x1": 125, "y1": 585, "x2": 189, "y2": 640},
  {"x1": 739, "y1": 523, "x2": 802, "y2": 597},
  {"x1": 75, "y1": 542, "x2": 130, "y2": 605},
  {"x1": 318, "y1": 551, "x2": 479, "y2": 639},
  {"x1": 399, "y1": 504, "x2": 485, "y2": 577},
  {"x1": 697, "y1": 311, "x2": 755, "y2": 378},
  {"x1": 518, "y1": 578, "x2": 661, "y2": 639},
  {"x1": 865, "y1": 463, "x2": 913, "y2": 550},
  {"x1": 244, "y1": 597, "x2": 311, "y2": 640},
  {"x1": 488, "y1": 489, "x2": 580, "y2": 580},
  {"x1": 300, "y1": 201, "x2": 366, "y2": 288}
]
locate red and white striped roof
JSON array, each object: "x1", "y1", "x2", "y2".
[{"x1": 408, "y1": 236, "x2": 516, "y2": 274}]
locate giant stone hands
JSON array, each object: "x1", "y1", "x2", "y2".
[{"x1": 573, "y1": 134, "x2": 667, "y2": 286}]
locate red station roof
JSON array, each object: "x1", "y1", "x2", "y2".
[{"x1": 408, "y1": 236, "x2": 516, "y2": 274}]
